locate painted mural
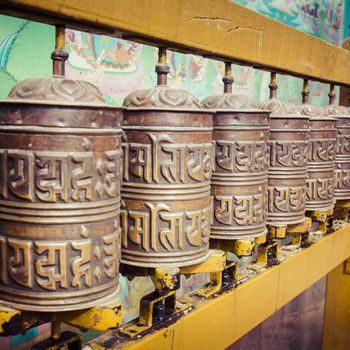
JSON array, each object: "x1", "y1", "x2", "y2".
[
  {"x1": 234, "y1": 0, "x2": 344, "y2": 46},
  {"x1": 0, "y1": 0, "x2": 348, "y2": 348}
]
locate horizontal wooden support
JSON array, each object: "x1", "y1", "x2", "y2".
[
  {"x1": 87, "y1": 224, "x2": 350, "y2": 350},
  {"x1": 1, "y1": 0, "x2": 350, "y2": 85}
]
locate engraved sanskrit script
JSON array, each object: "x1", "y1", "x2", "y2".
[
  {"x1": 123, "y1": 134, "x2": 213, "y2": 184},
  {"x1": 121, "y1": 203, "x2": 211, "y2": 252},
  {"x1": 0, "y1": 149, "x2": 122, "y2": 203},
  {"x1": 0, "y1": 231, "x2": 119, "y2": 291}
]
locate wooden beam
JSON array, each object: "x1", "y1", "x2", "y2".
[
  {"x1": 87, "y1": 224, "x2": 350, "y2": 350},
  {"x1": 1, "y1": 0, "x2": 350, "y2": 85}
]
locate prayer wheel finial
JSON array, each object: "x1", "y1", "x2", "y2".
[
  {"x1": 222, "y1": 62, "x2": 234, "y2": 93},
  {"x1": 156, "y1": 47, "x2": 170, "y2": 86},
  {"x1": 302, "y1": 79, "x2": 310, "y2": 104},
  {"x1": 51, "y1": 25, "x2": 68, "y2": 76},
  {"x1": 269, "y1": 72, "x2": 278, "y2": 99},
  {"x1": 328, "y1": 84, "x2": 336, "y2": 105}
]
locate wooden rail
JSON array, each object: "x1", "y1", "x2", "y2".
[{"x1": 1, "y1": 0, "x2": 350, "y2": 85}]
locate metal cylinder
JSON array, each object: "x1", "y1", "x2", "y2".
[
  {"x1": 326, "y1": 105, "x2": 350, "y2": 200},
  {"x1": 121, "y1": 86, "x2": 213, "y2": 267},
  {"x1": 202, "y1": 94, "x2": 269, "y2": 240},
  {"x1": 259, "y1": 99, "x2": 309, "y2": 226},
  {"x1": 0, "y1": 76, "x2": 122, "y2": 311},
  {"x1": 299, "y1": 105, "x2": 336, "y2": 211}
]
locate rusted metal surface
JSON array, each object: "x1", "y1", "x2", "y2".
[
  {"x1": 121, "y1": 49, "x2": 213, "y2": 267},
  {"x1": 260, "y1": 75, "x2": 309, "y2": 227},
  {"x1": 299, "y1": 105, "x2": 336, "y2": 211},
  {"x1": 0, "y1": 75, "x2": 123, "y2": 311},
  {"x1": 325, "y1": 105, "x2": 350, "y2": 200},
  {"x1": 202, "y1": 63, "x2": 269, "y2": 241}
]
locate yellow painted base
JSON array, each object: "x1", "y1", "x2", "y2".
[{"x1": 59, "y1": 300, "x2": 123, "y2": 332}]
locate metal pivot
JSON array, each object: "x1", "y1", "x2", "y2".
[
  {"x1": 32, "y1": 330, "x2": 82, "y2": 350},
  {"x1": 269, "y1": 72, "x2": 278, "y2": 99},
  {"x1": 328, "y1": 83, "x2": 336, "y2": 105},
  {"x1": 302, "y1": 79, "x2": 309, "y2": 104},
  {"x1": 155, "y1": 47, "x2": 170, "y2": 85},
  {"x1": 223, "y1": 62, "x2": 234, "y2": 93},
  {"x1": 51, "y1": 25, "x2": 69, "y2": 76},
  {"x1": 119, "y1": 267, "x2": 191, "y2": 338},
  {"x1": 32, "y1": 318, "x2": 82, "y2": 350}
]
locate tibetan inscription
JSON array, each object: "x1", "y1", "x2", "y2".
[
  {"x1": 213, "y1": 191, "x2": 265, "y2": 226},
  {"x1": 0, "y1": 231, "x2": 119, "y2": 292},
  {"x1": 0, "y1": 149, "x2": 121, "y2": 203},
  {"x1": 215, "y1": 140, "x2": 268, "y2": 173},
  {"x1": 121, "y1": 203, "x2": 211, "y2": 252},
  {"x1": 268, "y1": 186, "x2": 306, "y2": 213},
  {"x1": 122, "y1": 133, "x2": 213, "y2": 184},
  {"x1": 270, "y1": 140, "x2": 308, "y2": 168}
]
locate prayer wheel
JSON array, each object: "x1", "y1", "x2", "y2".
[
  {"x1": 202, "y1": 63, "x2": 269, "y2": 242},
  {"x1": 259, "y1": 73, "x2": 309, "y2": 227},
  {"x1": 0, "y1": 39, "x2": 122, "y2": 311},
  {"x1": 299, "y1": 82, "x2": 336, "y2": 211},
  {"x1": 325, "y1": 98, "x2": 350, "y2": 200},
  {"x1": 121, "y1": 49, "x2": 213, "y2": 267}
]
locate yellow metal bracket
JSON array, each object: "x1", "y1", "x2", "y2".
[
  {"x1": 256, "y1": 241, "x2": 278, "y2": 267},
  {"x1": 181, "y1": 250, "x2": 239, "y2": 298},
  {"x1": 119, "y1": 267, "x2": 191, "y2": 339},
  {"x1": 0, "y1": 306, "x2": 27, "y2": 336},
  {"x1": 194, "y1": 261, "x2": 237, "y2": 299},
  {"x1": 307, "y1": 208, "x2": 334, "y2": 235}
]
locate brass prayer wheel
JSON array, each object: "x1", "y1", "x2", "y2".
[
  {"x1": 325, "y1": 102, "x2": 350, "y2": 200},
  {"x1": 0, "y1": 37, "x2": 122, "y2": 311},
  {"x1": 299, "y1": 81, "x2": 336, "y2": 211},
  {"x1": 121, "y1": 49, "x2": 213, "y2": 267},
  {"x1": 259, "y1": 73, "x2": 309, "y2": 227},
  {"x1": 202, "y1": 63, "x2": 269, "y2": 242}
]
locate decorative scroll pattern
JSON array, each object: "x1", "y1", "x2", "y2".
[
  {"x1": 259, "y1": 98, "x2": 299, "y2": 114},
  {"x1": 8, "y1": 77, "x2": 105, "y2": 103},
  {"x1": 123, "y1": 86, "x2": 201, "y2": 109},
  {"x1": 201, "y1": 94, "x2": 258, "y2": 110}
]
